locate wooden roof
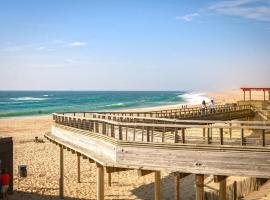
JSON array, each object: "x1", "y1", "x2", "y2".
[{"x1": 241, "y1": 88, "x2": 270, "y2": 91}]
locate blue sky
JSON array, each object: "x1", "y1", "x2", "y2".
[{"x1": 0, "y1": 0, "x2": 269, "y2": 91}]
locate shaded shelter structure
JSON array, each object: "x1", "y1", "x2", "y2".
[
  {"x1": 0, "y1": 136, "x2": 13, "y2": 193},
  {"x1": 241, "y1": 88, "x2": 270, "y2": 101}
]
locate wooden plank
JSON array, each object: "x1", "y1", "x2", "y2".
[
  {"x1": 137, "y1": 169, "x2": 153, "y2": 177},
  {"x1": 106, "y1": 167, "x2": 130, "y2": 173}
]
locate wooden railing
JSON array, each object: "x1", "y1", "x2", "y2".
[
  {"x1": 53, "y1": 113, "x2": 270, "y2": 147},
  {"x1": 60, "y1": 104, "x2": 252, "y2": 119}
]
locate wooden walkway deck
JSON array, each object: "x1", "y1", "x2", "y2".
[{"x1": 45, "y1": 104, "x2": 270, "y2": 200}]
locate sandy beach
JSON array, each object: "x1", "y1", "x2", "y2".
[
  {"x1": 0, "y1": 90, "x2": 252, "y2": 199},
  {"x1": 0, "y1": 113, "x2": 197, "y2": 200}
]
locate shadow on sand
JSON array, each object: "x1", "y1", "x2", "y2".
[{"x1": 131, "y1": 173, "x2": 196, "y2": 200}]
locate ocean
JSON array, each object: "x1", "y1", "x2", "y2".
[{"x1": 0, "y1": 91, "x2": 209, "y2": 118}]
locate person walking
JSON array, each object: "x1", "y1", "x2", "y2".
[
  {"x1": 1, "y1": 169, "x2": 10, "y2": 200},
  {"x1": 201, "y1": 100, "x2": 207, "y2": 114},
  {"x1": 209, "y1": 99, "x2": 216, "y2": 113}
]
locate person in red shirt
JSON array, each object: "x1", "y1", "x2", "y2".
[{"x1": 1, "y1": 169, "x2": 10, "y2": 200}]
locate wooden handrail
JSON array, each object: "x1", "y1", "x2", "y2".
[{"x1": 52, "y1": 112, "x2": 270, "y2": 148}]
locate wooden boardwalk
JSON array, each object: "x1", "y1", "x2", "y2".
[{"x1": 45, "y1": 104, "x2": 270, "y2": 200}]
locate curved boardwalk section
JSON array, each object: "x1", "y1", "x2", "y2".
[{"x1": 45, "y1": 104, "x2": 270, "y2": 200}]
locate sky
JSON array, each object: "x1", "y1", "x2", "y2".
[{"x1": 0, "y1": 0, "x2": 269, "y2": 91}]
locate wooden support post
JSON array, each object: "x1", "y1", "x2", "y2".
[
  {"x1": 249, "y1": 90, "x2": 251, "y2": 100},
  {"x1": 219, "y1": 177, "x2": 227, "y2": 200},
  {"x1": 229, "y1": 123, "x2": 232, "y2": 139},
  {"x1": 196, "y1": 174, "x2": 204, "y2": 200},
  {"x1": 111, "y1": 125, "x2": 115, "y2": 138},
  {"x1": 108, "y1": 173, "x2": 112, "y2": 187},
  {"x1": 264, "y1": 90, "x2": 266, "y2": 101},
  {"x1": 203, "y1": 128, "x2": 206, "y2": 141},
  {"x1": 162, "y1": 127, "x2": 165, "y2": 143},
  {"x1": 174, "y1": 129, "x2": 179, "y2": 143},
  {"x1": 142, "y1": 126, "x2": 144, "y2": 142},
  {"x1": 97, "y1": 164, "x2": 104, "y2": 200},
  {"x1": 175, "y1": 174, "x2": 180, "y2": 200},
  {"x1": 269, "y1": 91, "x2": 270, "y2": 101},
  {"x1": 220, "y1": 128, "x2": 224, "y2": 145},
  {"x1": 241, "y1": 127, "x2": 245, "y2": 146},
  {"x1": 262, "y1": 129, "x2": 265, "y2": 147},
  {"x1": 133, "y1": 126, "x2": 136, "y2": 141},
  {"x1": 102, "y1": 122, "x2": 106, "y2": 135},
  {"x1": 243, "y1": 90, "x2": 246, "y2": 101},
  {"x1": 95, "y1": 122, "x2": 99, "y2": 133},
  {"x1": 233, "y1": 181, "x2": 237, "y2": 200},
  {"x1": 181, "y1": 128, "x2": 185, "y2": 144},
  {"x1": 59, "y1": 146, "x2": 64, "y2": 199},
  {"x1": 147, "y1": 127, "x2": 150, "y2": 142},
  {"x1": 207, "y1": 128, "x2": 211, "y2": 144},
  {"x1": 77, "y1": 153, "x2": 81, "y2": 183},
  {"x1": 119, "y1": 125, "x2": 122, "y2": 140},
  {"x1": 155, "y1": 171, "x2": 161, "y2": 200}
]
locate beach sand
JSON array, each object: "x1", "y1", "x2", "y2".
[{"x1": 0, "y1": 115, "x2": 196, "y2": 200}]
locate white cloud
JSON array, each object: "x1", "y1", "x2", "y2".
[
  {"x1": 176, "y1": 13, "x2": 199, "y2": 22},
  {"x1": 68, "y1": 41, "x2": 87, "y2": 47},
  {"x1": 209, "y1": 0, "x2": 270, "y2": 22}
]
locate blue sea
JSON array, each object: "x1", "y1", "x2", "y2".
[{"x1": 0, "y1": 91, "x2": 207, "y2": 118}]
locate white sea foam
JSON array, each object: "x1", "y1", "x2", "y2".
[
  {"x1": 43, "y1": 95, "x2": 49, "y2": 97},
  {"x1": 10, "y1": 97, "x2": 48, "y2": 101},
  {"x1": 180, "y1": 93, "x2": 210, "y2": 104}
]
